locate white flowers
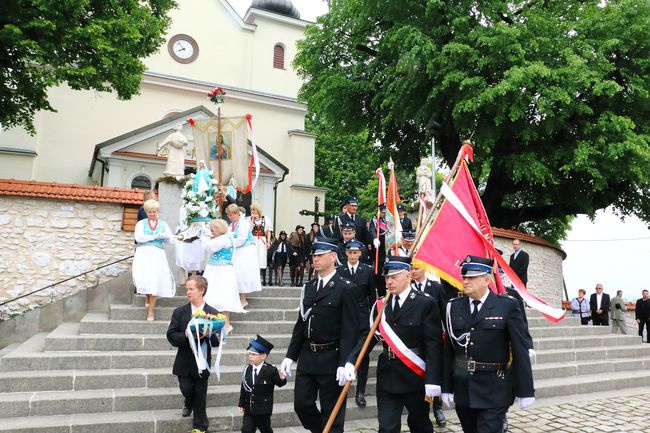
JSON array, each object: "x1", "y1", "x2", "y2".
[{"x1": 199, "y1": 209, "x2": 209, "y2": 218}]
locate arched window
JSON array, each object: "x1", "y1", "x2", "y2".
[
  {"x1": 273, "y1": 44, "x2": 285, "y2": 69},
  {"x1": 131, "y1": 175, "x2": 152, "y2": 190}
]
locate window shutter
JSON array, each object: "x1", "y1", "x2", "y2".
[{"x1": 273, "y1": 44, "x2": 285, "y2": 69}]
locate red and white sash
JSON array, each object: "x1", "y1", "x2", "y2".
[{"x1": 376, "y1": 298, "x2": 426, "y2": 378}]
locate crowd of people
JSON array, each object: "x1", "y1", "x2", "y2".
[{"x1": 570, "y1": 285, "x2": 650, "y2": 341}]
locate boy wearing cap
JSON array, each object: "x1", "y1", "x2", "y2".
[
  {"x1": 239, "y1": 335, "x2": 287, "y2": 433},
  {"x1": 347, "y1": 255, "x2": 443, "y2": 433},
  {"x1": 442, "y1": 255, "x2": 534, "y2": 433},
  {"x1": 281, "y1": 237, "x2": 360, "y2": 433},
  {"x1": 336, "y1": 239, "x2": 377, "y2": 407}
]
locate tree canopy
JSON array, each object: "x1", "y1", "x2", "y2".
[
  {"x1": 1, "y1": 0, "x2": 176, "y2": 133},
  {"x1": 295, "y1": 0, "x2": 650, "y2": 239}
]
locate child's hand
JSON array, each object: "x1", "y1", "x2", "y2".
[
  {"x1": 279, "y1": 371, "x2": 286, "y2": 380},
  {"x1": 238, "y1": 407, "x2": 244, "y2": 414}
]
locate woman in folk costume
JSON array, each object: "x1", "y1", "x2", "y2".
[
  {"x1": 132, "y1": 199, "x2": 176, "y2": 321},
  {"x1": 175, "y1": 205, "x2": 205, "y2": 285},
  {"x1": 250, "y1": 203, "x2": 272, "y2": 286},
  {"x1": 202, "y1": 218, "x2": 244, "y2": 334},
  {"x1": 226, "y1": 204, "x2": 262, "y2": 309}
]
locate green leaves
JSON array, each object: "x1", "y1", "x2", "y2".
[
  {"x1": 296, "y1": 0, "x2": 650, "y2": 242},
  {"x1": 0, "y1": 0, "x2": 176, "y2": 133}
]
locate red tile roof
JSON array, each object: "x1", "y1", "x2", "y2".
[{"x1": 0, "y1": 179, "x2": 144, "y2": 205}]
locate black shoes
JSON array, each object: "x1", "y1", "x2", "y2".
[
  {"x1": 182, "y1": 405, "x2": 192, "y2": 417},
  {"x1": 433, "y1": 406, "x2": 446, "y2": 427},
  {"x1": 355, "y1": 392, "x2": 367, "y2": 407}
]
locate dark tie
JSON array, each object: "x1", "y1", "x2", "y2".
[
  {"x1": 253, "y1": 366, "x2": 259, "y2": 384},
  {"x1": 417, "y1": 283, "x2": 422, "y2": 292},
  {"x1": 318, "y1": 279, "x2": 324, "y2": 292},
  {"x1": 471, "y1": 300, "x2": 481, "y2": 318},
  {"x1": 350, "y1": 267, "x2": 355, "y2": 276},
  {"x1": 393, "y1": 296, "x2": 401, "y2": 315}
]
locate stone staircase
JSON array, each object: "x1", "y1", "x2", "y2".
[{"x1": 1, "y1": 283, "x2": 650, "y2": 433}]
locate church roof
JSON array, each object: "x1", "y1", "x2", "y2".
[
  {"x1": 251, "y1": 0, "x2": 300, "y2": 18},
  {"x1": 0, "y1": 179, "x2": 144, "y2": 205}
]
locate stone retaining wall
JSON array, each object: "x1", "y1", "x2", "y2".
[{"x1": 0, "y1": 196, "x2": 134, "y2": 315}]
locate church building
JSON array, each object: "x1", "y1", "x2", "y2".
[{"x1": 0, "y1": 0, "x2": 325, "y2": 232}]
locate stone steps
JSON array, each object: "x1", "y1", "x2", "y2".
[{"x1": 110, "y1": 305, "x2": 300, "y2": 322}]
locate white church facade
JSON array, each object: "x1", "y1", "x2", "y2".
[{"x1": 0, "y1": 0, "x2": 325, "y2": 232}]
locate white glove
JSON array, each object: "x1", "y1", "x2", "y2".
[
  {"x1": 373, "y1": 238, "x2": 380, "y2": 249},
  {"x1": 344, "y1": 362, "x2": 356, "y2": 381},
  {"x1": 280, "y1": 358, "x2": 294, "y2": 377},
  {"x1": 441, "y1": 393, "x2": 454, "y2": 407},
  {"x1": 335, "y1": 366, "x2": 348, "y2": 386},
  {"x1": 517, "y1": 396, "x2": 535, "y2": 410},
  {"x1": 528, "y1": 348, "x2": 536, "y2": 360},
  {"x1": 425, "y1": 384, "x2": 441, "y2": 398}
]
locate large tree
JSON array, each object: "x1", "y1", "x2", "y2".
[
  {"x1": 1, "y1": 0, "x2": 176, "y2": 133},
  {"x1": 295, "y1": 0, "x2": 650, "y2": 237}
]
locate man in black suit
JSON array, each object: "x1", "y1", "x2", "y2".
[
  {"x1": 442, "y1": 256, "x2": 535, "y2": 433},
  {"x1": 410, "y1": 263, "x2": 449, "y2": 427},
  {"x1": 509, "y1": 239, "x2": 529, "y2": 286},
  {"x1": 280, "y1": 238, "x2": 360, "y2": 433},
  {"x1": 239, "y1": 335, "x2": 287, "y2": 433},
  {"x1": 635, "y1": 290, "x2": 650, "y2": 342},
  {"x1": 336, "y1": 222, "x2": 370, "y2": 266},
  {"x1": 333, "y1": 197, "x2": 369, "y2": 243},
  {"x1": 348, "y1": 255, "x2": 443, "y2": 433},
  {"x1": 590, "y1": 283, "x2": 611, "y2": 326},
  {"x1": 166, "y1": 275, "x2": 221, "y2": 433},
  {"x1": 397, "y1": 203, "x2": 413, "y2": 232},
  {"x1": 336, "y1": 239, "x2": 377, "y2": 407}
]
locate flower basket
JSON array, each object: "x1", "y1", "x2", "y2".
[{"x1": 190, "y1": 310, "x2": 227, "y2": 335}]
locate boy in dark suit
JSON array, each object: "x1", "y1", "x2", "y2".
[
  {"x1": 167, "y1": 275, "x2": 221, "y2": 433},
  {"x1": 239, "y1": 335, "x2": 287, "y2": 433}
]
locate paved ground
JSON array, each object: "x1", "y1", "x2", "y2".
[{"x1": 266, "y1": 388, "x2": 650, "y2": 433}]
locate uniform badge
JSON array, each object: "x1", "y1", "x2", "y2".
[
  {"x1": 409, "y1": 292, "x2": 416, "y2": 299},
  {"x1": 465, "y1": 256, "x2": 472, "y2": 263}
]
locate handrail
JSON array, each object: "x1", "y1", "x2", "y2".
[{"x1": 0, "y1": 255, "x2": 134, "y2": 308}]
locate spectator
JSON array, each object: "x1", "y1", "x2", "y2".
[
  {"x1": 509, "y1": 239, "x2": 529, "y2": 286},
  {"x1": 570, "y1": 289, "x2": 591, "y2": 325},
  {"x1": 306, "y1": 223, "x2": 320, "y2": 280},
  {"x1": 636, "y1": 289, "x2": 650, "y2": 343},
  {"x1": 270, "y1": 231, "x2": 291, "y2": 286},
  {"x1": 321, "y1": 215, "x2": 335, "y2": 238},
  {"x1": 590, "y1": 283, "x2": 610, "y2": 326},
  {"x1": 288, "y1": 226, "x2": 308, "y2": 286},
  {"x1": 610, "y1": 290, "x2": 627, "y2": 334},
  {"x1": 250, "y1": 203, "x2": 272, "y2": 286}
]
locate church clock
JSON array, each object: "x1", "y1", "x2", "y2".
[{"x1": 167, "y1": 34, "x2": 199, "y2": 64}]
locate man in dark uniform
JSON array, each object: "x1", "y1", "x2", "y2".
[
  {"x1": 398, "y1": 229, "x2": 416, "y2": 257},
  {"x1": 410, "y1": 263, "x2": 448, "y2": 427},
  {"x1": 333, "y1": 197, "x2": 369, "y2": 243},
  {"x1": 442, "y1": 256, "x2": 535, "y2": 433},
  {"x1": 508, "y1": 239, "x2": 529, "y2": 286},
  {"x1": 397, "y1": 203, "x2": 413, "y2": 231},
  {"x1": 337, "y1": 222, "x2": 370, "y2": 266},
  {"x1": 336, "y1": 239, "x2": 377, "y2": 407},
  {"x1": 348, "y1": 255, "x2": 443, "y2": 433},
  {"x1": 280, "y1": 238, "x2": 360, "y2": 433},
  {"x1": 369, "y1": 203, "x2": 388, "y2": 297}
]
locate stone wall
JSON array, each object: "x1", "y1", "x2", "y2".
[
  {"x1": 494, "y1": 235, "x2": 565, "y2": 307},
  {"x1": 0, "y1": 196, "x2": 134, "y2": 315}
]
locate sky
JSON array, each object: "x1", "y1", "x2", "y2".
[
  {"x1": 561, "y1": 209, "x2": 650, "y2": 302},
  {"x1": 229, "y1": 1, "x2": 650, "y2": 302}
]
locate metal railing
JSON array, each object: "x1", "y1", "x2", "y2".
[{"x1": 0, "y1": 255, "x2": 134, "y2": 318}]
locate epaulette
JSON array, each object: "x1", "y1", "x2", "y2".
[{"x1": 449, "y1": 295, "x2": 465, "y2": 302}]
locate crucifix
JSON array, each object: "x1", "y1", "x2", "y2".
[{"x1": 299, "y1": 196, "x2": 327, "y2": 224}]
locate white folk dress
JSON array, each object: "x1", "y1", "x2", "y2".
[
  {"x1": 175, "y1": 206, "x2": 205, "y2": 272},
  {"x1": 251, "y1": 215, "x2": 272, "y2": 270},
  {"x1": 132, "y1": 219, "x2": 176, "y2": 297},
  {"x1": 202, "y1": 233, "x2": 245, "y2": 313},
  {"x1": 230, "y1": 217, "x2": 262, "y2": 294}
]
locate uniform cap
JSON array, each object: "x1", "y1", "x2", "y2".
[
  {"x1": 344, "y1": 239, "x2": 363, "y2": 251},
  {"x1": 383, "y1": 255, "x2": 412, "y2": 276},
  {"x1": 341, "y1": 221, "x2": 356, "y2": 232},
  {"x1": 311, "y1": 237, "x2": 339, "y2": 255},
  {"x1": 402, "y1": 230, "x2": 416, "y2": 241},
  {"x1": 345, "y1": 197, "x2": 359, "y2": 206},
  {"x1": 247, "y1": 335, "x2": 274, "y2": 354},
  {"x1": 460, "y1": 255, "x2": 494, "y2": 277}
]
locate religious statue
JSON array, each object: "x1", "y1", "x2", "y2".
[
  {"x1": 158, "y1": 124, "x2": 188, "y2": 176},
  {"x1": 416, "y1": 158, "x2": 433, "y2": 194},
  {"x1": 192, "y1": 160, "x2": 214, "y2": 195}
]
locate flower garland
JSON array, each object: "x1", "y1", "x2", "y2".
[{"x1": 182, "y1": 173, "x2": 218, "y2": 223}]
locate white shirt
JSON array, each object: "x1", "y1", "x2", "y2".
[
  {"x1": 468, "y1": 290, "x2": 490, "y2": 314},
  {"x1": 393, "y1": 289, "x2": 410, "y2": 308},
  {"x1": 513, "y1": 249, "x2": 521, "y2": 259},
  {"x1": 349, "y1": 263, "x2": 358, "y2": 275},
  {"x1": 191, "y1": 303, "x2": 206, "y2": 314},
  {"x1": 251, "y1": 363, "x2": 263, "y2": 384},
  {"x1": 317, "y1": 270, "x2": 337, "y2": 291},
  {"x1": 596, "y1": 293, "x2": 603, "y2": 310}
]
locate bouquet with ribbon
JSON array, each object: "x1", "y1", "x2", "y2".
[{"x1": 186, "y1": 310, "x2": 227, "y2": 376}]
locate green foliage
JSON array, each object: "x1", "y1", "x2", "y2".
[
  {"x1": 0, "y1": 0, "x2": 176, "y2": 133},
  {"x1": 295, "y1": 0, "x2": 650, "y2": 243}
]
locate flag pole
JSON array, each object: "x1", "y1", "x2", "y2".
[{"x1": 321, "y1": 292, "x2": 392, "y2": 433}]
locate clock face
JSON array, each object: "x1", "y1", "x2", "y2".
[{"x1": 167, "y1": 34, "x2": 199, "y2": 64}]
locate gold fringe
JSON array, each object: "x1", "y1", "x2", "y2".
[{"x1": 412, "y1": 258, "x2": 464, "y2": 293}]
